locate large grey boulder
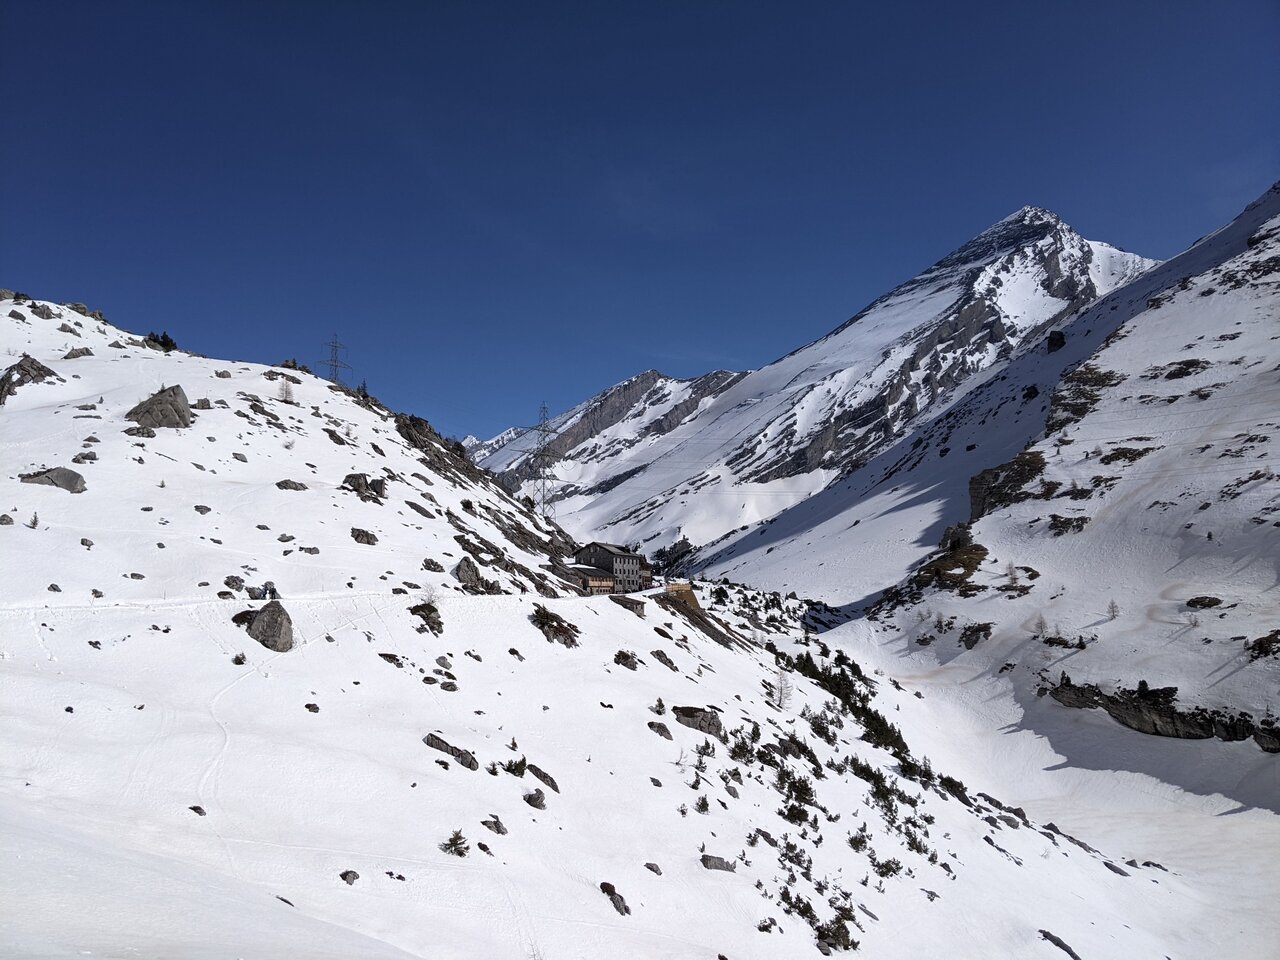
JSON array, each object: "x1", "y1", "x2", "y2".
[
  {"x1": 246, "y1": 600, "x2": 294, "y2": 652},
  {"x1": 126, "y1": 385, "x2": 192, "y2": 429},
  {"x1": 0, "y1": 355, "x2": 58, "y2": 406},
  {"x1": 454, "y1": 556, "x2": 483, "y2": 588},
  {"x1": 19, "y1": 467, "x2": 86, "y2": 494},
  {"x1": 672, "y1": 705, "x2": 726, "y2": 742}
]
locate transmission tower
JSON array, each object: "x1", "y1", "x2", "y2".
[
  {"x1": 318, "y1": 334, "x2": 352, "y2": 384},
  {"x1": 531, "y1": 400, "x2": 557, "y2": 518}
]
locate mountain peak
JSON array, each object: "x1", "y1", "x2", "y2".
[{"x1": 999, "y1": 204, "x2": 1063, "y2": 225}]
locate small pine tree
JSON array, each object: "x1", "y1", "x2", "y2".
[
  {"x1": 1032, "y1": 613, "x2": 1048, "y2": 636},
  {"x1": 25, "y1": 512, "x2": 38, "y2": 529},
  {"x1": 1005, "y1": 561, "x2": 1019, "y2": 585},
  {"x1": 694, "y1": 794, "x2": 709, "y2": 814},
  {"x1": 439, "y1": 829, "x2": 469, "y2": 857},
  {"x1": 1107, "y1": 599, "x2": 1120, "y2": 621},
  {"x1": 279, "y1": 381, "x2": 295, "y2": 404},
  {"x1": 770, "y1": 666, "x2": 794, "y2": 710}
]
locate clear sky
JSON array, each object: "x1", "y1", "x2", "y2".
[{"x1": 3, "y1": 1, "x2": 1277, "y2": 439}]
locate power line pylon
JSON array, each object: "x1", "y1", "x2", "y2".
[
  {"x1": 318, "y1": 334, "x2": 352, "y2": 384},
  {"x1": 531, "y1": 400, "x2": 557, "y2": 518}
]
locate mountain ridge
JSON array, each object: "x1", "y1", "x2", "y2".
[{"x1": 476, "y1": 208, "x2": 1156, "y2": 555}]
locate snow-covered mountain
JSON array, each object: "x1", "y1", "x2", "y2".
[
  {"x1": 477, "y1": 209, "x2": 1155, "y2": 554},
  {"x1": 701, "y1": 182, "x2": 1280, "y2": 772},
  {"x1": 6, "y1": 287, "x2": 1276, "y2": 958}
]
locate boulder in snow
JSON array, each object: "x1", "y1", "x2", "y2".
[
  {"x1": 19, "y1": 467, "x2": 86, "y2": 494},
  {"x1": 245, "y1": 600, "x2": 294, "y2": 652},
  {"x1": 126, "y1": 385, "x2": 192, "y2": 429}
]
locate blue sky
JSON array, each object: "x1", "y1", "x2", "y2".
[{"x1": 3, "y1": 1, "x2": 1277, "y2": 438}]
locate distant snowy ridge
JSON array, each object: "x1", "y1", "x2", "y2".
[{"x1": 477, "y1": 208, "x2": 1156, "y2": 556}]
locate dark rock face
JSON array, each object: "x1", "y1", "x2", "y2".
[
  {"x1": 351, "y1": 527, "x2": 378, "y2": 545},
  {"x1": 699, "y1": 854, "x2": 736, "y2": 872},
  {"x1": 423, "y1": 733, "x2": 479, "y2": 771},
  {"x1": 1038, "y1": 930, "x2": 1083, "y2": 960},
  {"x1": 0, "y1": 354, "x2": 58, "y2": 406},
  {"x1": 613, "y1": 650, "x2": 639, "y2": 671},
  {"x1": 340, "y1": 870, "x2": 359, "y2": 886},
  {"x1": 62, "y1": 347, "x2": 94, "y2": 360},
  {"x1": 647, "y1": 721, "x2": 673, "y2": 740},
  {"x1": 530, "y1": 604, "x2": 580, "y2": 646},
  {"x1": 1186, "y1": 595, "x2": 1222, "y2": 609},
  {"x1": 31, "y1": 303, "x2": 57, "y2": 320},
  {"x1": 245, "y1": 601, "x2": 294, "y2": 652},
  {"x1": 968, "y1": 450, "x2": 1047, "y2": 522},
  {"x1": 19, "y1": 467, "x2": 86, "y2": 494},
  {"x1": 959, "y1": 622, "x2": 993, "y2": 650},
  {"x1": 527, "y1": 763, "x2": 559, "y2": 794},
  {"x1": 276, "y1": 479, "x2": 308, "y2": 491},
  {"x1": 480, "y1": 815, "x2": 507, "y2": 835},
  {"x1": 341, "y1": 472, "x2": 385, "y2": 502},
  {"x1": 523, "y1": 788, "x2": 546, "y2": 810},
  {"x1": 126, "y1": 385, "x2": 192, "y2": 429},
  {"x1": 1049, "y1": 675, "x2": 1279, "y2": 752},
  {"x1": 1046, "y1": 330, "x2": 1067, "y2": 353},
  {"x1": 644, "y1": 862, "x2": 662, "y2": 875},
  {"x1": 650, "y1": 649, "x2": 678, "y2": 672},
  {"x1": 599, "y1": 881, "x2": 631, "y2": 916},
  {"x1": 672, "y1": 705, "x2": 726, "y2": 742},
  {"x1": 453, "y1": 556, "x2": 488, "y2": 590},
  {"x1": 421, "y1": 558, "x2": 445, "y2": 573},
  {"x1": 408, "y1": 601, "x2": 444, "y2": 636}
]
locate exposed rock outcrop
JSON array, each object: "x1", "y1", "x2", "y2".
[
  {"x1": 599, "y1": 881, "x2": 630, "y2": 916},
  {"x1": 672, "y1": 705, "x2": 726, "y2": 742},
  {"x1": 699, "y1": 854, "x2": 736, "y2": 872},
  {"x1": 0, "y1": 354, "x2": 58, "y2": 406},
  {"x1": 19, "y1": 467, "x2": 86, "y2": 494},
  {"x1": 422, "y1": 733, "x2": 479, "y2": 771},
  {"x1": 245, "y1": 600, "x2": 294, "y2": 652},
  {"x1": 1049, "y1": 675, "x2": 1279, "y2": 753},
  {"x1": 126, "y1": 385, "x2": 192, "y2": 429}
]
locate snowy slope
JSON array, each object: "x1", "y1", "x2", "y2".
[
  {"x1": 4, "y1": 296, "x2": 1271, "y2": 958},
  {"x1": 706, "y1": 184, "x2": 1280, "y2": 764},
  {"x1": 478, "y1": 210, "x2": 1154, "y2": 555}
]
